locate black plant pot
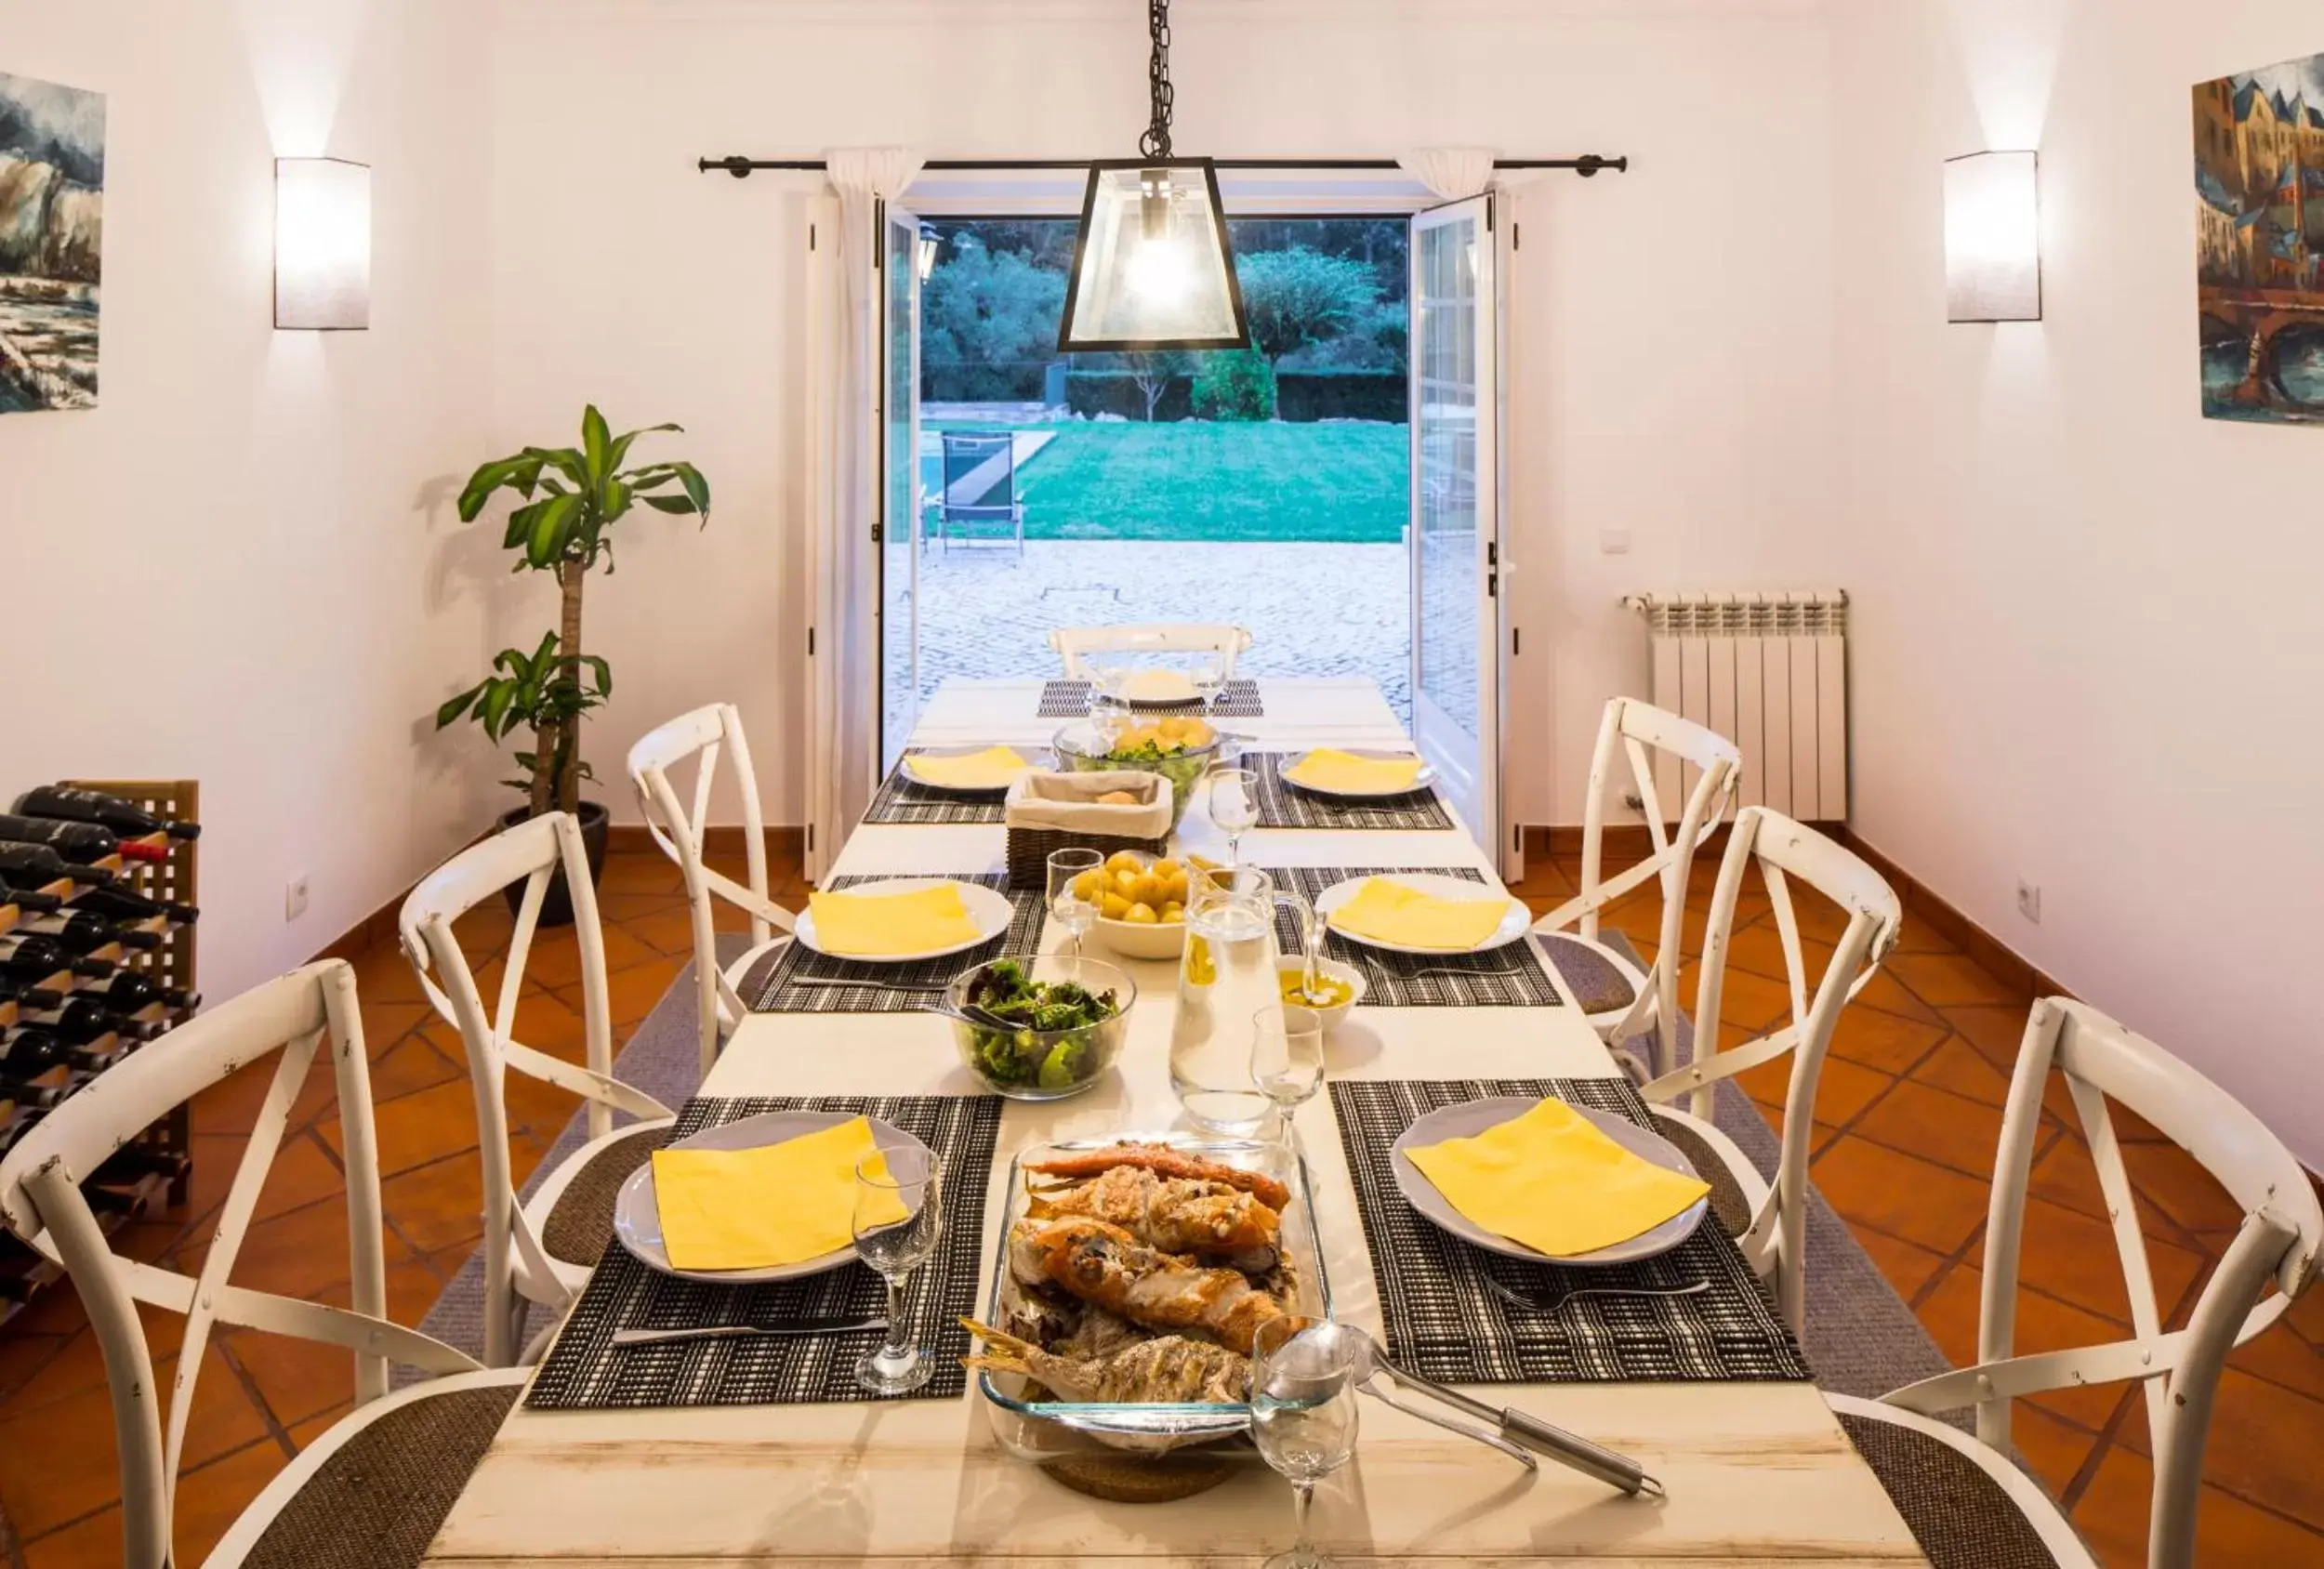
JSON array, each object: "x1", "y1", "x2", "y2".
[{"x1": 496, "y1": 799, "x2": 610, "y2": 928}]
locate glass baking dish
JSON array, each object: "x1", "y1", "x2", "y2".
[{"x1": 974, "y1": 1131, "x2": 1334, "y2": 1462}]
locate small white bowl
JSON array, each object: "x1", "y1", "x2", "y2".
[
  {"x1": 1091, "y1": 914, "x2": 1188, "y2": 962},
  {"x1": 1275, "y1": 956, "x2": 1368, "y2": 1032}
]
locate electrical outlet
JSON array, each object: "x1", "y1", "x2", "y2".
[
  {"x1": 285, "y1": 874, "x2": 310, "y2": 922},
  {"x1": 2015, "y1": 878, "x2": 2040, "y2": 925},
  {"x1": 1600, "y1": 525, "x2": 1631, "y2": 556}
]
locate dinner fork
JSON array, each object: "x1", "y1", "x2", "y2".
[
  {"x1": 1404, "y1": 964, "x2": 1527, "y2": 982},
  {"x1": 1483, "y1": 1276, "x2": 1711, "y2": 1316},
  {"x1": 786, "y1": 977, "x2": 948, "y2": 993}
]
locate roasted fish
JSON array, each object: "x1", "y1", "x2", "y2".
[
  {"x1": 1024, "y1": 1142, "x2": 1292, "y2": 1210},
  {"x1": 1028, "y1": 1164, "x2": 1282, "y2": 1256},
  {"x1": 1025, "y1": 1216, "x2": 1297, "y2": 1355},
  {"x1": 962, "y1": 1318, "x2": 1250, "y2": 1404}
]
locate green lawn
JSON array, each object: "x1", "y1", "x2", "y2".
[{"x1": 927, "y1": 420, "x2": 1408, "y2": 543}]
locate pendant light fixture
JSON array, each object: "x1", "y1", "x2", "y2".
[{"x1": 1058, "y1": 0, "x2": 1249, "y2": 352}]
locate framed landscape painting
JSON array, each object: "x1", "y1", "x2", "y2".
[
  {"x1": 0, "y1": 69, "x2": 104, "y2": 414},
  {"x1": 2195, "y1": 51, "x2": 2324, "y2": 424}
]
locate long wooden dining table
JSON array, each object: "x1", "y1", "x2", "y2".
[{"x1": 424, "y1": 677, "x2": 1927, "y2": 1566}]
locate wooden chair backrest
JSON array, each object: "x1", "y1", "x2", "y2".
[
  {"x1": 1881, "y1": 997, "x2": 2321, "y2": 1569},
  {"x1": 0, "y1": 962, "x2": 479, "y2": 1569}
]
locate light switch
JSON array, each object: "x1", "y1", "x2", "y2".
[{"x1": 1600, "y1": 526, "x2": 1631, "y2": 556}]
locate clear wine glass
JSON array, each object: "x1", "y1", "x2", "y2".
[
  {"x1": 1047, "y1": 848, "x2": 1103, "y2": 959},
  {"x1": 1249, "y1": 1004, "x2": 1326, "y2": 1149},
  {"x1": 852, "y1": 1146, "x2": 944, "y2": 1396},
  {"x1": 1210, "y1": 766, "x2": 1259, "y2": 866},
  {"x1": 1191, "y1": 655, "x2": 1227, "y2": 715},
  {"x1": 1250, "y1": 1322, "x2": 1362, "y2": 1569}
]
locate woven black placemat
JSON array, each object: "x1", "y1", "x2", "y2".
[
  {"x1": 525, "y1": 1094, "x2": 1001, "y2": 1409},
  {"x1": 1267, "y1": 866, "x2": 1562, "y2": 1008},
  {"x1": 748, "y1": 874, "x2": 1039, "y2": 1013},
  {"x1": 1330, "y1": 1078, "x2": 1809, "y2": 1385},
  {"x1": 863, "y1": 750, "x2": 1035, "y2": 825},
  {"x1": 1037, "y1": 678, "x2": 1262, "y2": 719},
  {"x1": 1249, "y1": 750, "x2": 1456, "y2": 832}
]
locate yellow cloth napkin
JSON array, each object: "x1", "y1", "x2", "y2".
[
  {"x1": 1327, "y1": 878, "x2": 1512, "y2": 950},
  {"x1": 1405, "y1": 1099, "x2": 1711, "y2": 1258},
  {"x1": 908, "y1": 746, "x2": 1028, "y2": 790},
  {"x1": 1287, "y1": 748, "x2": 1425, "y2": 794},
  {"x1": 652, "y1": 1117, "x2": 909, "y2": 1271},
  {"x1": 807, "y1": 884, "x2": 981, "y2": 956}
]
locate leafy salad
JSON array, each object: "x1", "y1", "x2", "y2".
[{"x1": 958, "y1": 959, "x2": 1124, "y2": 1089}]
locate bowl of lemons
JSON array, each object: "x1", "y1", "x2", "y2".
[{"x1": 1074, "y1": 850, "x2": 1196, "y2": 961}]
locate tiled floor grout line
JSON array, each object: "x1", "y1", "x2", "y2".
[{"x1": 216, "y1": 1339, "x2": 301, "y2": 1461}]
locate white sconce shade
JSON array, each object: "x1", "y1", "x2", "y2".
[
  {"x1": 1059, "y1": 160, "x2": 1248, "y2": 351},
  {"x1": 1944, "y1": 151, "x2": 2041, "y2": 323},
  {"x1": 275, "y1": 157, "x2": 371, "y2": 330}
]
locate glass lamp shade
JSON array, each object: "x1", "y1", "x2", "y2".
[
  {"x1": 1944, "y1": 151, "x2": 2040, "y2": 323},
  {"x1": 275, "y1": 157, "x2": 372, "y2": 330},
  {"x1": 1058, "y1": 159, "x2": 1248, "y2": 351}
]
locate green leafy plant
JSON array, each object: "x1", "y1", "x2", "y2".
[
  {"x1": 1235, "y1": 246, "x2": 1380, "y2": 366},
  {"x1": 1191, "y1": 349, "x2": 1277, "y2": 421},
  {"x1": 436, "y1": 407, "x2": 710, "y2": 817}
]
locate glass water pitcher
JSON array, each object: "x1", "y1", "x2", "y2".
[{"x1": 1169, "y1": 865, "x2": 1316, "y2": 1134}]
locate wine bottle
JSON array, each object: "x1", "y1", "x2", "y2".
[
  {"x1": 0, "y1": 877, "x2": 63, "y2": 914},
  {"x1": 0, "y1": 1028, "x2": 67, "y2": 1078},
  {"x1": 0, "y1": 935, "x2": 115, "y2": 980},
  {"x1": 61, "y1": 880, "x2": 196, "y2": 926},
  {"x1": 10, "y1": 911, "x2": 162, "y2": 955},
  {"x1": 0, "y1": 815, "x2": 165, "y2": 865},
  {"x1": 19, "y1": 1001, "x2": 150, "y2": 1047},
  {"x1": 14, "y1": 786, "x2": 199, "y2": 842},
  {"x1": 0, "y1": 841, "x2": 119, "y2": 888},
  {"x1": 71, "y1": 972, "x2": 194, "y2": 1013},
  {"x1": 0, "y1": 980, "x2": 68, "y2": 1010}
]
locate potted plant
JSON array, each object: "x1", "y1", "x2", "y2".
[{"x1": 436, "y1": 406, "x2": 709, "y2": 923}]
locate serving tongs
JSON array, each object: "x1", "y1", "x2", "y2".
[{"x1": 1308, "y1": 1324, "x2": 1662, "y2": 1497}]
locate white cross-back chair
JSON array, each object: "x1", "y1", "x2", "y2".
[
  {"x1": 627, "y1": 702, "x2": 796, "y2": 1075},
  {"x1": 1048, "y1": 623, "x2": 1253, "y2": 679},
  {"x1": 0, "y1": 960, "x2": 524, "y2": 1569},
  {"x1": 1829, "y1": 997, "x2": 2322, "y2": 1569},
  {"x1": 1636, "y1": 805, "x2": 1900, "y2": 1334},
  {"x1": 1529, "y1": 696, "x2": 1742, "y2": 1077},
  {"x1": 400, "y1": 811, "x2": 673, "y2": 1366}
]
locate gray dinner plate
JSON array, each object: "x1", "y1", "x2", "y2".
[
  {"x1": 613, "y1": 1110, "x2": 931, "y2": 1285},
  {"x1": 1389, "y1": 1096, "x2": 1710, "y2": 1268}
]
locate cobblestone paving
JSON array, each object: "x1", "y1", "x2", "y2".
[{"x1": 886, "y1": 540, "x2": 1410, "y2": 745}]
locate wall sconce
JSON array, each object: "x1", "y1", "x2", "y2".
[
  {"x1": 275, "y1": 157, "x2": 371, "y2": 330},
  {"x1": 916, "y1": 223, "x2": 941, "y2": 282},
  {"x1": 1944, "y1": 151, "x2": 2041, "y2": 323}
]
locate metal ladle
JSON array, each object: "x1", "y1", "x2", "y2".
[{"x1": 1291, "y1": 1323, "x2": 1663, "y2": 1496}]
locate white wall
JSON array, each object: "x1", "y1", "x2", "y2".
[
  {"x1": 482, "y1": 0, "x2": 1845, "y2": 831},
  {"x1": 0, "y1": 0, "x2": 499, "y2": 1002},
  {"x1": 1830, "y1": 0, "x2": 2324, "y2": 1165}
]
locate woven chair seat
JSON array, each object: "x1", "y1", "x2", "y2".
[
  {"x1": 1644, "y1": 1111, "x2": 1754, "y2": 1239},
  {"x1": 1535, "y1": 931, "x2": 1639, "y2": 1014},
  {"x1": 242, "y1": 1382, "x2": 520, "y2": 1569},
  {"x1": 1838, "y1": 1411, "x2": 2067, "y2": 1569},
  {"x1": 540, "y1": 1124, "x2": 673, "y2": 1266}
]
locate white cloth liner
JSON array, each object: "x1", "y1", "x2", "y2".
[
  {"x1": 807, "y1": 146, "x2": 924, "y2": 880},
  {"x1": 1003, "y1": 769, "x2": 1172, "y2": 839},
  {"x1": 1398, "y1": 147, "x2": 1498, "y2": 201}
]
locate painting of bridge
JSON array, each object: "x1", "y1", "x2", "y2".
[{"x1": 0, "y1": 69, "x2": 104, "y2": 414}]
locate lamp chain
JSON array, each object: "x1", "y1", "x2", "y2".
[{"x1": 1141, "y1": 0, "x2": 1174, "y2": 160}]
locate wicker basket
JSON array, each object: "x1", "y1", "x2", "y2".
[
  {"x1": 1002, "y1": 770, "x2": 1172, "y2": 890},
  {"x1": 1005, "y1": 825, "x2": 1169, "y2": 891}
]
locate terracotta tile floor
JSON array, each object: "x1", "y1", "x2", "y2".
[{"x1": 2, "y1": 846, "x2": 2318, "y2": 1566}]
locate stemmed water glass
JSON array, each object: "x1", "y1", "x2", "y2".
[
  {"x1": 851, "y1": 1146, "x2": 944, "y2": 1396},
  {"x1": 1191, "y1": 655, "x2": 1227, "y2": 715},
  {"x1": 1250, "y1": 1322, "x2": 1363, "y2": 1569},
  {"x1": 1210, "y1": 766, "x2": 1259, "y2": 866},
  {"x1": 1047, "y1": 848, "x2": 1103, "y2": 959},
  {"x1": 1249, "y1": 1004, "x2": 1325, "y2": 1149}
]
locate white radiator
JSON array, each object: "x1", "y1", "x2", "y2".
[{"x1": 1621, "y1": 591, "x2": 1850, "y2": 824}]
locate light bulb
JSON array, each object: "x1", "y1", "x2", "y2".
[{"x1": 1127, "y1": 235, "x2": 1192, "y2": 304}]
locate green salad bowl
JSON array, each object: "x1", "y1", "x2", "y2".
[
  {"x1": 1051, "y1": 717, "x2": 1225, "y2": 832},
  {"x1": 945, "y1": 955, "x2": 1138, "y2": 1101}
]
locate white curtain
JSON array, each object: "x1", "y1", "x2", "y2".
[
  {"x1": 807, "y1": 146, "x2": 922, "y2": 881},
  {"x1": 1398, "y1": 147, "x2": 1498, "y2": 202}
]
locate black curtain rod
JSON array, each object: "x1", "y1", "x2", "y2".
[{"x1": 698, "y1": 154, "x2": 1628, "y2": 178}]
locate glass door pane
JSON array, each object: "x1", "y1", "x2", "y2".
[
  {"x1": 1409, "y1": 194, "x2": 1500, "y2": 861},
  {"x1": 879, "y1": 207, "x2": 923, "y2": 771}
]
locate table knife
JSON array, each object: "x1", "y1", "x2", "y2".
[{"x1": 611, "y1": 1315, "x2": 888, "y2": 1348}]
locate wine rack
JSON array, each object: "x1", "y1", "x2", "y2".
[{"x1": 0, "y1": 778, "x2": 199, "y2": 1327}]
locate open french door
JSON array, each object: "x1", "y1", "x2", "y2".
[
  {"x1": 878, "y1": 204, "x2": 924, "y2": 774},
  {"x1": 1408, "y1": 192, "x2": 1513, "y2": 875}
]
